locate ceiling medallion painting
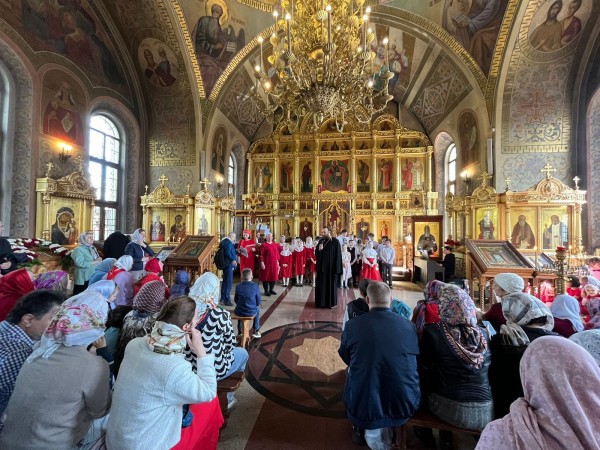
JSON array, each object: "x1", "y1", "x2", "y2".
[{"x1": 251, "y1": 0, "x2": 393, "y2": 132}]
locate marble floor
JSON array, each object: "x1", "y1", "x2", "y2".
[{"x1": 217, "y1": 280, "x2": 477, "y2": 450}]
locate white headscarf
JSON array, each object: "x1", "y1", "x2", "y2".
[
  {"x1": 115, "y1": 255, "x2": 134, "y2": 271},
  {"x1": 551, "y1": 294, "x2": 584, "y2": 333},
  {"x1": 494, "y1": 273, "x2": 525, "y2": 294},
  {"x1": 570, "y1": 330, "x2": 600, "y2": 365},
  {"x1": 86, "y1": 280, "x2": 117, "y2": 300},
  {"x1": 189, "y1": 272, "x2": 220, "y2": 315},
  {"x1": 131, "y1": 228, "x2": 145, "y2": 245},
  {"x1": 27, "y1": 291, "x2": 108, "y2": 361},
  {"x1": 500, "y1": 292, "x2": 554, "y2": 346},
  {"x1": 148, "y1": 321, "x2": 187, "y2": 354},
  {"x1": 79, "y1": 232, "x2": 99, "y2": 259},
  {"x1": 305, "y1": 236, "x2": 314, "y2": 248}
]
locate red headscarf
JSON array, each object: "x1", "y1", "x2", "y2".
[
  {"x1": 145, "y1": 257, "x2": 162, "y2": 274},
  {"x1": 0, "y1": 268, "x2": 36, "y2": 321}
]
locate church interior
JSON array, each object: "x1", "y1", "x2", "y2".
[{"x1": 1, "y1": 0, "x2": 600, "y2": 449}]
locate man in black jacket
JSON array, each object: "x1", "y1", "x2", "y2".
[{"x1": 440, "y1": 246, "x2": 456, "y2": 282}]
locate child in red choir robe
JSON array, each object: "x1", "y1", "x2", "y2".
[
  {"x1": 304, "y1": 236, "x2": 316, "y2": 288},
  {"x1": 238, "y1": 230, "x2": 256, "y2": 273},
  {"x1": 279, "y1": 243, "x2": 293, "y2": 287},
  {"x1": 293, "y1": 239, "x2": 307, "y2": 286}
]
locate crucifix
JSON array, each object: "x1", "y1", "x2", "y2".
[
  {"x1": 199, "y1": 178, "x2": 211, "y2": 191},
  {"x1": 573, "y1": 176, "x2": 580, "y2": 190},
  {"x1": 478, "y1": 171, "x2": 493, "y2": 187},
  {"x1": 540, "y1": 163, "x2": 556, "y2": 179},
  {"x1": 158, "y1": 174, "x2": 168, "y2": 185},
  {"x1": 504, "y1": 177, "x2": 511, "y2": 191},
  {"x1": 45, "y1": 162, "x2": 54, "y2": 178}
]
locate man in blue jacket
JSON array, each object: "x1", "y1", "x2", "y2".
[
  {"x1": 234, "y1": 268, "x2": 262, "y2": 338},
  {"x1": 338, "y1": 281, "x2": 420, "y2": 449},
  {"x1": 220, "y1": 232, "x2": 238, "y2": 306}
]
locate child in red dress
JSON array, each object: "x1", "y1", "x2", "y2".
[
  {"x1": 293, "y1": 239, "x2": 307, "y2": 286},
  {"x1": 360, "y1": 241, "x2": 382, "y2": 282},
  {"x1": 304, "y1": 236, "x2": 316, "y2": 287},
  {"x1": 279, "y1": 243, "x2": 293, "y2": 287}
]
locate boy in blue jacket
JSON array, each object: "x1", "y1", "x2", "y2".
[{"x1": 234, "y1": 268, "x2": 262, "y2": 338}]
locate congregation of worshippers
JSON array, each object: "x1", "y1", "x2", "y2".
[{"x1": 0, "y1": 224, "x2": 599, "y2": 450}]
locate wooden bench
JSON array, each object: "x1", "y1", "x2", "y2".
[
  {"x1": 397, "y1": 409, "x2": 481, "y2": 449},
  {"x1": 231, "y1": 313, "x2": 256, "y2": 349},
  {"x1": 216, "y1": 371, "x2": 245, "y2": 429}
]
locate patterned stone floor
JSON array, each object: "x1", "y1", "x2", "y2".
[{"x1": 217, "y1": 281, "x2": 477, "y2": 450}]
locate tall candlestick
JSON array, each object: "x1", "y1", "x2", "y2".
[
  {"x1": 286, "y1": 13, "x2": 292, "y2": 51},
  {"x1": 258, "y1": 36, "x2": 264, "y2": 72},
  {"x1": 273, "y1": 10, "x2": 279, "y2": 32},
  {"x1": 326, "y1": 5, "x2": 332, "y2": 44},
  {"x1": 362, "y1": 14, "x2": 368, "y2": 49},
  {"x1": 383, "y1": 37, "x2": 389, "y2": 68}
]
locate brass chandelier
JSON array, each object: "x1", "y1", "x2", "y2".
[{"x1": 252, "y1": 0, "x2": 393, "y2": 132}]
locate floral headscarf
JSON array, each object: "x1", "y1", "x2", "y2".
[
  {"x1": 412, "y1": 280, "x2": 444, "y2": 338},
  {"x1": 170, "y1": 270, "x2": 190, "y2": 298},
  {"x1": 500, "y1": 292, "x2": 554, "y2": 346},
  {"x1": 550, "y1": 294, "x2": 584, "y2": 333},
  {"x1": 86, "y1": 280, "x2": 118, "y2": 300},
  {"x1": 131, "y1": 228, "x2": 145, "y2": 245},
  {"x1": 586, "y1": 297, "x2": 600, "y2": 329},
  {"x1": 33, "y1": 270, "x2": 68, "y2": 290},
  {"x1": 438, "y1": 284, "x2": 487, "y2": 370},
  {"x1": 148, "y1": 321, "x2": 187, "y2": 354},
  {"x1": 189, "y1": 272, "x2": 220, "y2": 315},
  {"x1": 132, "y1": 280, "x2": 167, "y2": 315},
  {"x1": 27, "y1": 291, "x2": 108, "y2": 361}
]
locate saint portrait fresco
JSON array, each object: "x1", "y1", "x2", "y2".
[
  {"x1": 280, "y1": 161, "x2": 294, "y2": 193},
  {"x1": 357, "y1": 159, "x2": 371, "y2": 192},
  {"x1": 378, "y1": 159, "x2": 393, "y2": 192},
  {"x1": 253, "y1": 162, "x2": 274, "y2": 193},
  {"x1": 42, "y1": 79, "x2": 85, "y2": 146},
  {"x1": 458, "y1": 110, "x2": 479, "y2": 165},
  {"x1": 138, "y1": 38, "x2": 178, "y2": 87},
  {"x1": 528, "y1": 0, "x2": 590, "y2": 52},
  {"x1": 211, "y1": 126, "x2": 227, "y2": 174},
  {"x1": 320, "y1": 160, "x2": 350, "y2": 193},
  {"x1": 301, "y1": 160, "x2": 313, "y2": 193}
]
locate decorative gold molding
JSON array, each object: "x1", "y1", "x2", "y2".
[
  {"x1": 235, "y1": 0, "x2": 277, "y2": 13},
  {"x1": 172, "y1": 0, "x2": 206, "y2": 98},
  {"x1": 486, "y1": 0, "x2": 521, "y2": 117}
]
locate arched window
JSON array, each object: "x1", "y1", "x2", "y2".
[
  {"x1": 228, "y1": 154, "x2": 235, "y2": 197},
  {"x1": 89, "y1": 115, "x2": 121, "y2": 240},
  {"x1": 446, "y1": 144, "x2": 457, "y2": 195}
]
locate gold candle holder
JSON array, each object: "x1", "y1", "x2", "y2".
[{"x1": 555, "y1": 246, "x2": 567, "y2": 295}]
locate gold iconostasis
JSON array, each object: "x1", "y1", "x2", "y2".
[{"x1": 242, "y1": 114, "x2": 438, "y2": 244}]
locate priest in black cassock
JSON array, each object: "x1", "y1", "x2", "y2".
[{"x1": 315, "y1": 226, "x2": 342, "y2": 308}]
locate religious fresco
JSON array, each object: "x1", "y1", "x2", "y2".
[
  {"x1": 299, "y1": 217, "x2": 314, "y2": 241},
  {"x1": 528, "y1": 0, "x2": 591, "y2": 52},
  {"x1": 377, "y1": 158, "x2": 394, "y2": 192},
  {"x1": 356, "y1": 217, "x2": 370, "y2": 241},
  {"x1": 541, "y1": 207, "x2": 569, "y2": 250},
  {"x1": 510, "y1": 209, "x2": 537, "y2": 250},
  {"x1": 211, "y1": 126, "x2": 227, "y2": 173},
  {"x1": 253, "y1": 161, "x2": 274, "y2": 193},
  {"x1": 178, "y1": 0, "x2": 271, "y2": 97},
  {"x1": 458, "y1": 110, "x2": 479, "y2": 166},
  {"x1": 41, "y1": 70, "x2": 87, "y2": 147},
  {"x1": 320, "y1": 160, "x2": 350, "y2": 193},
  {"x1": 370, "y1": 25, "x2": 427, "y2": 96},
  {"x1": 137, "y1": 38, "x2": 178, "y2": 88},
  {"x1": 356, "y1": 159, "x2": 371, "y2": 193},
  {"x1": 319, "y1": 201, "x2": 350, "y2": 236},
  {"x1": 300, "y1": 160, "x2": 313, "y2": 193},
  {"x1": 280, "y1": 160, "x2": 294, "y2": 193},
  {"x1": 400, "y1": 158, "x2": 425, "y2": 190},
  {"x1": 0, "y1": 0, "x2": 127, "y2": 95},
  {"x1": 442, "y1": 0, "x2": 510, "y2": 74}
]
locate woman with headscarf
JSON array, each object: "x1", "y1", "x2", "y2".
[
  {"x1": 113, "y1": 280, "x2": 167, "y2": 376},
  {"x1": 134, "y1": 257, "x2": 170, "y2": 298},
  {"x1": 412, "y1": 280, "x2": 444, "y2": 339},
  {"x1": 570, "y1": 329, "x2": 600, "y2": 365},
  {"x1": 418, "y1": 284, "x2": 492, "y2": 448},
  {"x1": 0, "y1": 268, "x2": 35, "y2": 322},
  {"x1": 584, "y1": 287, "x2": 600, "y2": 330},
  {"x1": 71, "y1": 231, "x2": 102, "y2": 294},
  {"x1": 188, "y1": 272, "x2": 248, "y2": 410},
  {"x1": 88, "y1": 258, "x2": 116, "y2": 286},
  {"x1": 0, "y1": 291, "x2": 111, "y2": 449},
  {"x1": 107, "y1": 296, "x2": 220, "y2": 450},
  {"x1": 476, "y1": 336, "x2": 600, "y2": 450},
  {"x1": 106, "y1": 255, "x2": 135, "y2": 306},
  {"x1": 170, "y1": 270, "x2": 190, "y2": 298},
  {"x1": 86, "y1": 280, "x2": 119, "y2": 303},
  {"x1": 123, "y1": 228, "x2": 155, "y2": 281},
  {"x1": 484, "y1": 273, "x2": 525, "y2": 332},
  {"x1": 488, "y1": 292, "x2": 557, "y2": 418},
  {"x1": 550, "y1": 294, "x2": 584, "y2": 337}
]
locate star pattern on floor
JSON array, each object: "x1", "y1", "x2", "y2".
[
  {"x1": 291, "y1": 336, "x2": 347, "y2": 376},
  {"x1": 246, "y1": 321, "x2": 347, "y2": 418}
]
